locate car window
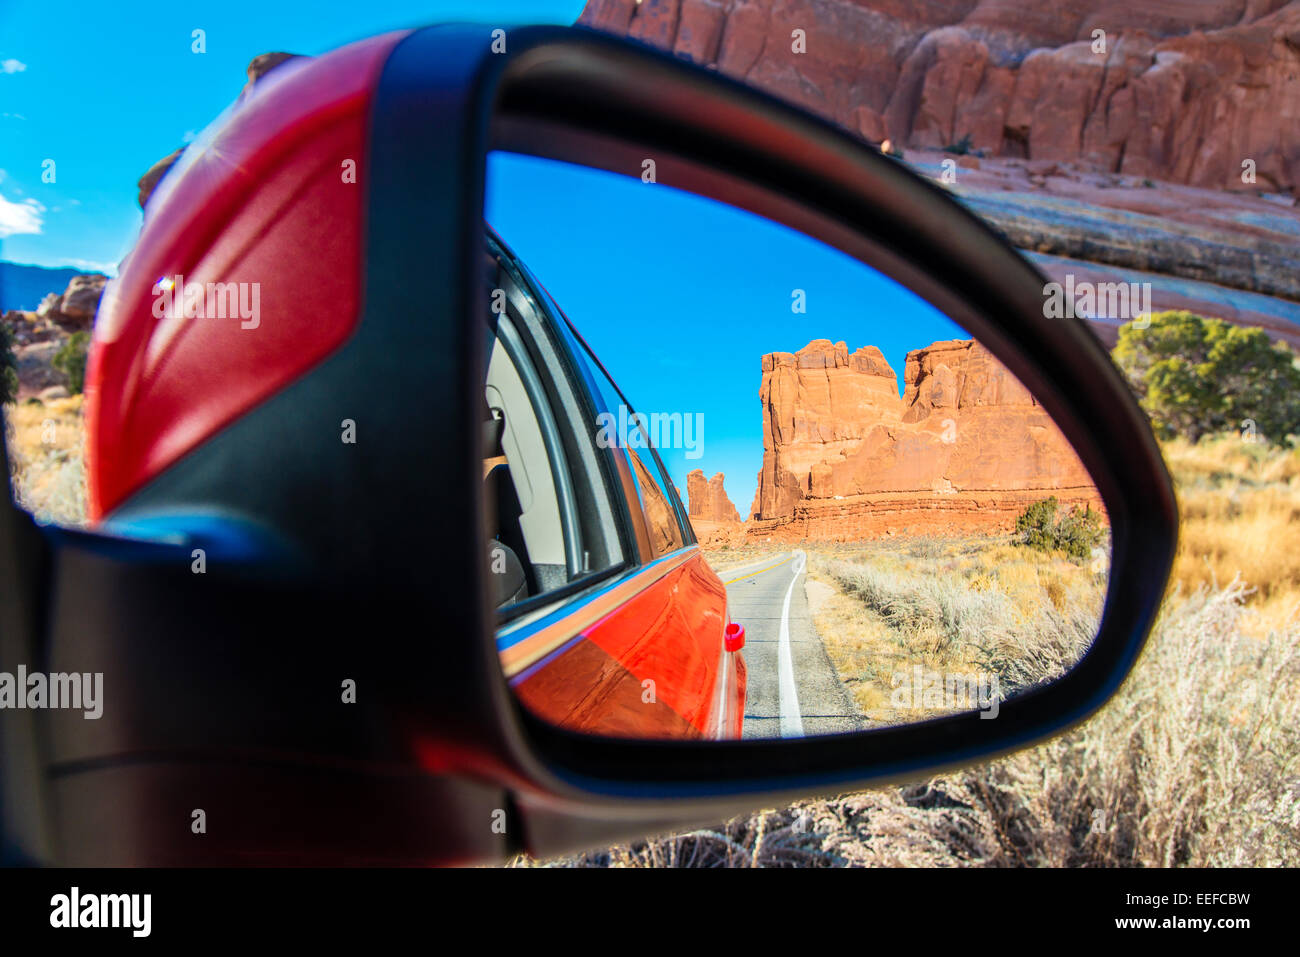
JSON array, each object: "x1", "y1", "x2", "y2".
[
  {"x1": 575, "y1": 349, "x2": 690, "y2": 560},
  {"x1": 625, "y1": 445, "x2": 687, "y2": 557},
  {"x1": 483, "y1": 247, "x2": 626, "y2": 614}
]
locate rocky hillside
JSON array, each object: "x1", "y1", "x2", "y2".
[
  {"x1": 749, "y1": 338, "x2": 1101, "y2": 540},
  {"x1": 581, "y1": 0, "x2": 1299, "y2": 192},
  {"x1": 2, "y1": 273, "x2": 106, "y2": 401}
]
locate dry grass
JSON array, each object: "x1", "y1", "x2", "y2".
[
  {"x1": 4, "y1": 395, "x2": 87, "y2": 527},
  {"x1": 977, "y1": 578, "x2": 1300, "y2": 867},
  {"x1": 1163, "y1": 435, "x2": 1300, "y2": 635},
  {"x1": 809, "y1": 537, "x2": 1105, "y2": 722},
  {"x1": 699, "y1": 539, "x2": 785, "y2": 577}
]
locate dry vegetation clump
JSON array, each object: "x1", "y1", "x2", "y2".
[
  {"x1": 809, "y1": 537, "x2": 1105, "y2": 721},
  {"x1": 966, "y1": 579, "x2": 1300, "y2": 867},
  {"x1": 509, "y1": 786, "x2": 1002, "y2": 867}
]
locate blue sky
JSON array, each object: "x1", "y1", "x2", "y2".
[
  {"x1": 487, "y1": 153, "x2": 967, "y2": 513},
  {"x1": 0, "y1": 0, "x2": 585, "y2": 271}
]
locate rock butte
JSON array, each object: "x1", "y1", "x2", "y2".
[
  {"x1": 686, "y1": 469, "x2": 746, "y2": 545},
  {"x1": 747, "y1": 338, "x2": 1103, "y2": 541},
  {"x1": 687, "y1": 469, "x2": 742, "y2": 524}
]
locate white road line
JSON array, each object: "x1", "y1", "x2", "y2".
[{"x1": 777, "y1": 549, "x2": 807, "y2": 738}]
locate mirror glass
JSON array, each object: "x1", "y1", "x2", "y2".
[{"x1": 483, "y1": 150, "x2": 1108, "y2": 740}]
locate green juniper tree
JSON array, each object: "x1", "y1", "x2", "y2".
[
  {"x1": 1, "y1": 322, "x2": 19, "y2": 405},
  {"x1": 1113, "y1": 310, "x2": 1300, "y2": 447},
  {"x1": 52, "y1": 331, "x2": 90, "y2": 396}
]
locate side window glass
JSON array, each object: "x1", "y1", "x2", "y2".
[
  {"x1": 625, "y1": 445, "x2": 686, "y2": 557},
  {"x1": 483, "y1": 257, "x2": 625, "y2": 613},
  {"x1": 580, "y1": 354, "x2": 689, "y2": 559}
]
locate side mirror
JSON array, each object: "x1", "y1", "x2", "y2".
[{"x1": 400, "y1": 23, "x2": 1174, "y2": 854}]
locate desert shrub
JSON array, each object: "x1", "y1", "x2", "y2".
[
  {"x1": 824, "y1": 552, "x2": 1097, "y2": 696},
  {"x1": 965, "y1": 580, "x2": 1300, "y2": 866},
  {"x1": 1015, "y1": 497, "x2": 1060, "y2": 550},
  {"x1": 943, "y1": 132, "x2": 974, "y2": 155},
  {"x1": 1, "y1": 323, "x2": 18, "y2": 405},
  {"x1": 1015, "y1": 496, "x2": 1103, "y2": 560},
  {"x1": 52, "y1": 331, "x2": 90, "y2": 395},
  {"x1": 1113, "y1": 310, "x2": 1300, "y2": 447},
  {"x1": 1053, "y1": 505, "x2": 1104, "y2": 559}
]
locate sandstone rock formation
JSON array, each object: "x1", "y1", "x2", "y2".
[
  {"x1": 33, "y1": 274, "x2": 107, "y2": 328},
  {"x1": 901, "y1": 148, "x2": 1300, "y2": 347},
  {"x1": 58, "y1": 274, "x2": 110, "y2": 321},
  {"x1": 627, "y1": 448, "x2": 686, "y2": 556},
  {"x1": 243, "y1": 52, "x2": 304, "y2": 95},
  {"x1": 136, "y1": 149, "x2": 185, "y2": 209},
  {"x1": 687, "y1": 469, "x2": 743, "y2": 524},
  {"x1": 686, "y1": 468, "x2": 746, "y2": 546},
  {"x1": 2, "y1": 306, "x2": 86, "y2": 400},
  {"x1": 580, "y1": 0, "x2": 1300, "y2": 194},
  {"x1": 946, "y1": 166, "x2": 1300, "y2": 304},
  {"x1": 750, "y1": 337, "x2": 1101, "y2": 540}
]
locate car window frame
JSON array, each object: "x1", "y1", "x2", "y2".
[{"x1": 487, "y1": 235, "x2": 642, "y2": 625}]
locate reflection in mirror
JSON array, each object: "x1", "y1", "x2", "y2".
[{"x1": 484, "y1": 150, "x2": 1109, "y2": 741}]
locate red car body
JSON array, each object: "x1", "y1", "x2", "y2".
[
  {"x1": 84, "y1": 31, "x2": 746, "y2": 742},
  {"x1": 503, "y1": 548, "x2": 746, "y2": 739}
]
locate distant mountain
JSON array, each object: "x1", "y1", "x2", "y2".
[{"x1": 0, "y1": 261, "x2": 94, "y2": 312}]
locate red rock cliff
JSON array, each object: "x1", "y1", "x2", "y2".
[
  {"x1": 580, "y1": 0, "x2": 1300, "y2": 194},
  {"x1": 750, "y1": 338, "x2": 1101, "y2": 540}
]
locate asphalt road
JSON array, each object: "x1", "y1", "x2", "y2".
[{"x1": 721, "y1": 550, "x2": 865, "y2": 739}]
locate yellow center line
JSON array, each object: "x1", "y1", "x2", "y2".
[{"x1": 722, "y1": 555, "x2": 793, "y2": 585}]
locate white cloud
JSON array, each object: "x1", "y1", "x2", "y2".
[
  {"x1": 1, "y1": 59, "x2": 27, "y2": 74},
  {"x1": 0, "y1": 193, "x2": 44, "y2": 237}
]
